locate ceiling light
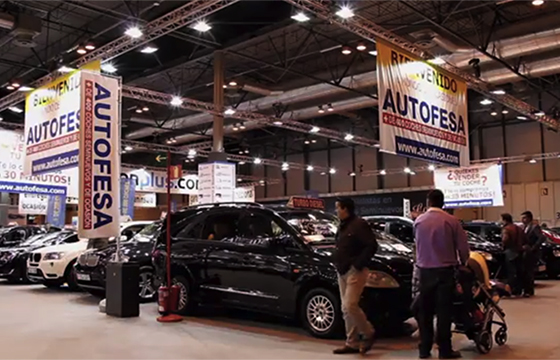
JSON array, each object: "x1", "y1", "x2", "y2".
[
  {"x1": 282, "y1": 162, "x2": 289, "y2": 171},
  {"x1": 490, "y1": 111, "x2": 498, "y2": 116},
  {"x1": 428, "y1": 164, "x2": 435, "y2": 171},
  {"x1": 142, "y1": 106, "x2": 149, "y2": 112},
  {"x1": 310, "y1": 126, "x2": 320, "y2": 133},
  {"x1": 224, "y1": 108, "x2": 236, "y2": 115},
  {"x1": 304, "y1": 139, "x2": 310, "y2": 145},
  {"x1": 237, "y1": 178, "x2": 242, "y2": 182},
  {"x1": 0, "y1": 116, "x2": 3, "y2": 121},
  {"x1": 192, "y1": 20, "x2": 211, "y2": 32},
  {"x1": 329, "y1": 168, "x2": 336, "y2": 174},
  {"x1": 480, "y1": 99, "x2": 493, "y2": 105},
  {"x1": 125, "y1": 26, "x2": 143, "y2": 38},
  {"x1": 410, "y1": 171, "x2": 416, "y2": 175},
  {"x1": 259, "y1": 180, "x2": 265, "y2": 185},
  {"x1": 532, "y1": 0, "x2": 544, "y2": 5},
  {"x1": 356, "y1": 44, "x2": 366, "y2": 51},
  {"x1": 9, "y1": 106, "x2": 22, "y2": 113},
  {"x1": 327, "y1": 103, "x2": 334, "y2": 112},
  {"x1": 273, "y1": 120, "x2": 283, "y2": 126},
  {"x1": 369, "y1": 50, "x2": 378, "y2": 56},
  {"x1": 404, "y1": 167, "x2": 411, "y2": 174},
  {"x1": 253, "y1": 157, "x2": 262, "y2": 164},
  {"x1": 318, "y1": 105, "x2": 325, "y2": 114},
  {"x1": 502, "y1": 109, "x2": 509, "y2": 114},
  {"x1": 535, "y1": 110, "x2": 545, "y2": 116},
  {"x1": 291, "y1": 12, "x2": 310, "y2": 22},
  {"x1": 76, "y1": 46, "x2": 87, "y2": 55},
  {"x1": 10, "y1": 81, "x2": 20, "y2": 88},
  {"x1": 374, "y1": 143, "x2": 380, "y2": 148},
  {"x1": 170, "y1": 96, "x2": 183, "y2": 106},
  {"x1": 17, "y1": 86, "x2": 33, "y2": 92},
  {"x1": 311, "y1": 139, "x2": 317, "y2": 143},
  {"x1": 6, "y1": 85, "x2": 14, "y2": 90},
  {"x1": 232, "y1": 124, "x2": 239, "y2": 131},
  {"x1": 336, "y1": 5, "x2": 354, "y2": 19},
  {"x1": 101, "y1": 63, "x2": 117, "y2": 73},
  {"x1": 341, "y1": 46, "x2": 352, "y2": 55},
  {"x1": 491, "y1": 89, "x2": 506, "y2": 95},
  {"x1": 239, "y1": 161, "x2": 246, "y2": 165},
  {"x1": 517, "y1": 115, "x2": 528, "y2": 120},
  {"x1": 306, "y1": 165, "x2": 314, "y2": 171},
  {"x1": 529, "y1": 158, "x2": 537, "y2": 164},
  {"x1": 124, "y1": 145, "x2": 133, "y2": 151},
  {"x1": 84, "y1": 43, "x2": 96, "y2": 51},
  {"x1": 58, "y1": 65, "x2": 75, "y2": 73},
  {"x1": 239, "y1": 150, "x2": 244, "y2": 154},
  {"x1": 349, "y1": 172, "x2": 356, "y2": 177},
  {"x1": 344, "y1": 133, "x2": 354, "y2": 141},
  {"x1": 380, "y1": 169, "x2": 387, "y2": 175},
  {"x1": 320, "y1": 172, "x2": 326, "y2": 176},
  {"x1": 188, "y1": 149, "x2": 196, "y2": 156},
  {"x1": 228, "y1": 80, "x2": 237, "y2": 86},
  {"x1": 239, "y1": 123, "x2": 246, "y2": 130},
  {"x1": 140, "y1": 45, "x2": 158, "y2": 54},
  {"x1": 244, "y1": 149, "x2": 249, "y2": 154},
  {"x1": 135, "y1": 108, "x2": 143, "y2": 113},
  {"x1": 429, "y1": 57, "x2": 445, "y2": 65}
]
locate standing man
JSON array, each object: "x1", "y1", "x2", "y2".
[
  {"x1": 414, "y1": 190, "x2": 469, "y2": 359},
  {"x1": 333, "y1": 198, "x2": 378, "y2": 355},
  {"x1": 521, "y1": 211, "x2": 544, "y2": 297},
  {"x1": 500, "y1": 213, "x2": 524, "y2": 296}
]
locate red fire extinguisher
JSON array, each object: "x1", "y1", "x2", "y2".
[{"x1": 158, "y1": 285, "x2": 180, "y2": 315}]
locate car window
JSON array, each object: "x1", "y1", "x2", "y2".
[
  {"x1": 63, "y1": 234, "x2": 79, "y2": 243},
  {"x1": 238, "y1": 211, "x2": 285, "y2": 239},
  {"x1": 123, "y1": 225, "x2": 145, "y2": 236},
  {"x1": 463, "y1": 225, "x2": 481, "y2": 235},
  {"x1": 12, "y1": 229, "x2": 26, "y2": 241},
  {"x1": 179, "y1": 212, "x2": 241, "y2": 241},
  {"x1": 368, "y1": 220, "x2": 387, "y2": 232},
  {"x1": 389, "y1": 221, "x2": 414, "y2": 243}
]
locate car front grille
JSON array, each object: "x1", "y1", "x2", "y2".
[
  {"x1": 78, "y1": 253, "x2": 99, "y2": 267},
  {"x1": 32, "y1": 253, "x2": 41, "y2": 263}
]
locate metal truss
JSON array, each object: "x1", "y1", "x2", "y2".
[
  {"x1": 0, "y1": 0, "x2": 239, "y2": 112},
  {"x1": 283, "y1": 0, "x2": 560, "y2": 131},
  {"x1": 123, "y1": 139, "x2": 213, "y2": 154},
  {"x1": 123, "y1": 85, "x2": 380, "y2": 148}
]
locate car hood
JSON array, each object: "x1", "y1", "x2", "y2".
[
  {"x1": 33, "y1": 241, "x2": 88, "y2": 254},
  {"x1": 468, "y1": 240, "x2": 502, "y2": 253},
  {"x1": 89, "y1": 240, "x2": 154, "y2": 260}
]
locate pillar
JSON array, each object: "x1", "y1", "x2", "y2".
[{"x1": 209, "y1": 50, "x2": 227, "y2": 162}]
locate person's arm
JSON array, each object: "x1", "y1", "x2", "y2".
[
  {"x1": 501, "y1": 227, "x2": 510, "y2": 249},
  {"x1": 353, "y1": 220, "x2": 378, "y2": 270},
  {"x1": 454, "y1": 220, "x2": 470, "y2": 265},
  {"x1": 531, "y1": 225, "x2": 545, "y2": 252}
]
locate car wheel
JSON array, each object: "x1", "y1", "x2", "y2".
[
  {"x1": 300, "y1": 288, "x2": 342, "y2": 338},
  {"x1": 172, "y1": 275, "x2": 194, "y2": 315},
  {"x1": 139, "y1": 268, "x2": 156, "y2": 302},
  {"x1": 64, "y1": 260, "x2": 81, "y2": 291}
]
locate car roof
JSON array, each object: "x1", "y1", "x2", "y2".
[
  {"x1": 364, "y1": 215, "x2": 413, "y2": 223},
  {"x1": 121, "y1": 221, "x2": 153, "y2": 228},
  {"x1": 463, "y1": 221, "x2": 500, "y2": 227}
]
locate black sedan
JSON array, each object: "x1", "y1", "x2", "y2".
[
  {"x1": 74, "y1": 222, "x2": 161, "y2": 300},
  {"x1": 0, "y1": 230, "x2": 76, "y2": 283},
  {"x1": 153, "y1": 203, "x2": 414, "y2": 338}
]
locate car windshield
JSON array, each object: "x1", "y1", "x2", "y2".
[
  {"x1": 19, "y1": 233, "x2": 47, "y2": 246},
  {"x1": 466, "y1": 231, "x2": 486, "y2": 243},
  {"x1": 132, "y1": 222, "x2": 161, "y2": 243},
  {"x1": 374, "y1": 230, "x2": 413, "y2": 253},
  {"x1": 279, "y1": 210, "x2": 339, "y2": 243}
]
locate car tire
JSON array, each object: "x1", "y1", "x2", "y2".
[
  {"x1": 139, "y1": 267, "x2": 157, "y2": 302},
  {"x1": 172, "y1": 275, "x2": 195, "y2": 315},
  {"x1": 64, "y1": 260, "x2": 81, "y2": 291},
  {"x1": 300, "y1": 288, "x2": 343, "y2": 339}
]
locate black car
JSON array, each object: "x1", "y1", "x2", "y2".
[
  {"x1": 153, "y1": 203, "x2": 414, "y2": 338},
  {"x1": 0, "y1": 230, "x2": 77, "y2": 283},
  {"x1": 463, "y1": 221, "x2": 560, "y2": 278},
  {"x1": 0, "y1": 226, "x2": 48, "y2": 248},
  {"x1": 365, "y1": 216, "x2": 505, "y2": 278},
  {"x1": 75, "y1": 222, "x2": 161, "y2": 300}
]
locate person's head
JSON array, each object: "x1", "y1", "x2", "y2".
[
  {"x1": 335, "y1": 198, "x2": 355, "y2": 220},
  {"x1": 427, "y1": 189, "x2": 445, "y2": 209},
  {"x1": 500, "y1": 213, "x2": 513, "y2": 226},
  {"x1": 521, "y1": 211, "x2": 533, "y2": 226},
  {"x1": 542, "y1": 223, "x2": 548, "y2": 229}
]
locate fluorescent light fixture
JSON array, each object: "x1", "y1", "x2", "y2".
[
  {"x1": 356, "y1": 44, "x2": 366, "y2": 51},
  {"x1": 532, "y1": 0, "x2": 544, "y2": 5},
  {"x1": 140, "y1": 45, "x2": 158, "y2": 54},
  {"x1": 491, "y1": 89, "x2": 506, "y2": 95},
  {"x1": 404, "y1": 167, "x2": 411, "y2": 174},
  {"x1": 517, "y1": 115, "x2": 528, "y2": 120},
  {"x1": 329, "y1": 168, "x2": 336, "y2": 174},
  {"x1": 529, "y1": 159, "x2": 537, "y2": 164},
  {"x1": 170, "y1": 96, "x2": 183, "y2": 106},
  {"x1": 480, "y1": 99, "x2": 493, "y2": 106},
  {"x1": 306, "y1": 165, "x2": 314, "y2": 171},
  {"x1": 253, "y1": 157, "x2": 262, "y2": 164},
  {"x1": 192, "y1": 20, "x2": 211, "y2": 32},
  {"x1": 336, "y1": 5, "x2": 354, "y2": 19},
  {"x1": 380, "y1": 169, "x2": 387, "y2": 175},
  {"x1": 369, "y1": 50, "x2": 378, "y2": 56},
  {"x1": 429, "y1": 57, "x2": 445, "y2": 65},
  {"x1": 224, "y1": 108, "x2": 236, "y2": 115},
  {"x1": 17, "y1": 86, "x2": 34, "y2": 92},
  {"x1": 101, "y1": 63, "x2": 117, "y2": 73},
  {"x1": 58, "y1": 65, "x2": 75, "y2": 73},
  {"x1": 344, "y1": 133, "x2": 354, "y2": 141},
  {"x1": 310, "y1": 126, "x2": 320, "y2": 133},
  {"x1": 9, "y1": 106, "x2": 23, "y2": 113},
  {"x1": 428, "y1": 164, "x2": 435, "y2": 171},
  {"x1": 124, "y1": 145, "x2": 133, "y2": 151},
  {"x1": 125, "y1": 26, "x2": 143, "y2": 38},
  {"x1": 291, "y1": 12, "x2": 310, "y2": 22}
]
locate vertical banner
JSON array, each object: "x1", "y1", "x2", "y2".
[
  {"x1": 46, "y1": 194, "x2": 66, "y2": 228},
  {"x1": 377, "y1": 41, "x2": 469, "y2": 166},
  {"x1": 79, "y1": 72, "x2": 121, "y2": 238},
  {"x1": 170, "y1": 165, "x2": 182, "y2": 180},
  {"x1": 120, "y1": 178, "x2": 135, "y2": 219}
]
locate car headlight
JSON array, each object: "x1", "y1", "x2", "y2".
[
  {"x1": 553, "y1": 249, "x2": 560, "y2": 257},
  {"x1": 476, "y1": 251, "x2": 493, "y2": 262},
  {"x1": 43, "y1": 252, "x2": 65, "y2": 260},
  {"x1": 365, "y1": 270, "x2": 400, "y2": 288}
]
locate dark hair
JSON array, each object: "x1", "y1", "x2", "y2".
[
  {"x1": 521, "y1": 211, "x2": 533, "y2": 221},
  {"x1": 501, "y1": 213, "x2": 513, "y2": 223},
  {"x1": 427, "y1": 189, "x2": 445, "y2": 208},
  {"x1": 336, "y1": 197, "x2": 355, "y2": 215}
]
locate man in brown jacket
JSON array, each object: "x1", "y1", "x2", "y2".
[{"x1": 500, "y1": 213, "x2": 524, "y2": 296}]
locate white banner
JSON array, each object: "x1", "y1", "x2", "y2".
[
  {"x1": 135, "y1": 193, "x2": 156, "y2": 208},
  {"x1": 377, "y1": 41, "x2": 469, "y2": 167},
  {"x1": 121, "y1": 167, "x2": 198, "y2": 195},
  {"x1": 78, "y1": 72, "x2": 120, "y2": 238},
  {"x1": 403, "y1": 198, "x2": 411, "y2": 218},
  {"x1": 198, "y1": 162, "x2": 235, "y2": 204},
  {"x1": 234, "y1": 186, "x2": 255, "y2": 202},
  {"x1": 433, "y1": 164, "x2": 504, "y2": 208},
  {"x1": 18, "y1": 193, "x2": 48, "y2": 215}
]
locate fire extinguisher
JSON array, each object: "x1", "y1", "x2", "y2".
[{"x1": 158, "y1": 284, "x2": 180, "y2": 315}]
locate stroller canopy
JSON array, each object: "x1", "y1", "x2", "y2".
[{"x1": 467, "y1": 252, "x2": 491, "y2": 289}]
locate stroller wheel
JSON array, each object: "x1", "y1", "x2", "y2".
[
  {"x1": 495, "y1": 327, "x2": 508, "y2": 346},
  {"x1": 475, "y1": 330, "x2": 493, "y2": 354}
]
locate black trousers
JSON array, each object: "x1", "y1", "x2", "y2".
[
  {"x1": 418, "y1": 267, "x2": 455, "y2": 355},
  {"x1": 505, "y1": 256, "x2": 523, "y2": 296},
  {"x1": 522, "y1": 252, "x2": 537, "y2": 295}
]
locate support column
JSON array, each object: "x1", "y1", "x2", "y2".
[{"x1": 209, "y1": 50, "x2": 226, "y2": 162}]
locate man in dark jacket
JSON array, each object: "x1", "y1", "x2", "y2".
[
  {"x1": 521, "y1": 211, "x2": 544, "y2": 297},
  {"x1": 332, "y1": 198, "x2": 378, "y2": 355}
]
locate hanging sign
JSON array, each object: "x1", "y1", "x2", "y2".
[
  {"x1": 377, "y1": 41, "x2": 469, "y2": 166},
  {"x1": 170, "y1": 165, "x2": 182, "y2": 180},
  {"x1": 120, "y1": 178, "x2": 136, "y2": 219},
  {"x1": 433, "y1": 163, "x2": 503, "y2": 208},
  {"x1": 46, "y1": 194, "x2": 66, "y2": 228},
  {"x1": 134, "y1": 193, "x2": 156, "y2": 208},
  {"x1": 121, "y1": 167, "x2": 198, "y2": 195},
  {"x1": 287, "y1": 197, "x2": 325, "y2": 210},
  {"x1": 197, "y1": 162, "x2": 236, "y2": 204},
  {"x1": 403, "y1": 198, "x2": 411, "y2": 218},
  {"x1": 78, "y1": 72, "x2": 120, "y2": 238},
  {"x1": 234, "y1": 186, "x2": 255, "y2": 202}
]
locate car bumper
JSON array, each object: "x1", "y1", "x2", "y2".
[
  {"x1": 27, "y1": 260, "x2": 67, "y2": 283},
  {"x1": 74, "y1": 263, "x2": 106, "y2": 291}
]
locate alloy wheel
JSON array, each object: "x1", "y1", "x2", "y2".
[
  {"x1": 173, "y1": 279, "x2": 188, "y2": 310},
  {"x1": 139, "y1": 272, "x2": 156, "y2": 300},
  {"x1": 306, "y1": 294, "x2": 335, "y2": 333}
]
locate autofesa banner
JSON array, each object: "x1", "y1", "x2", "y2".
[
  {"x1": 79, "y1": 72, "x2": 120, "y2": 239},
  {"x1": 433, "y1": 163, "x2": 503, "y2": 208},
  {"x1": 377, "y1": 41, "x2": 469, "y2": 166},
  {"x1": 121, "y1": 167, "x2": 198, "y2": 195}
]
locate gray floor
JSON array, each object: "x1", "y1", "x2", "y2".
[{"x1": 0, "y1": 280, "x2": 558, "y2": 359}]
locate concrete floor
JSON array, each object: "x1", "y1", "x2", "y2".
[{"x1": 0, "y1": 281, "x2": 558, "y2": 359}]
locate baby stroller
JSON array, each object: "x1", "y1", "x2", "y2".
[{"x1": 453, "y1": 252, "x2": 510, "y2": 354}]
